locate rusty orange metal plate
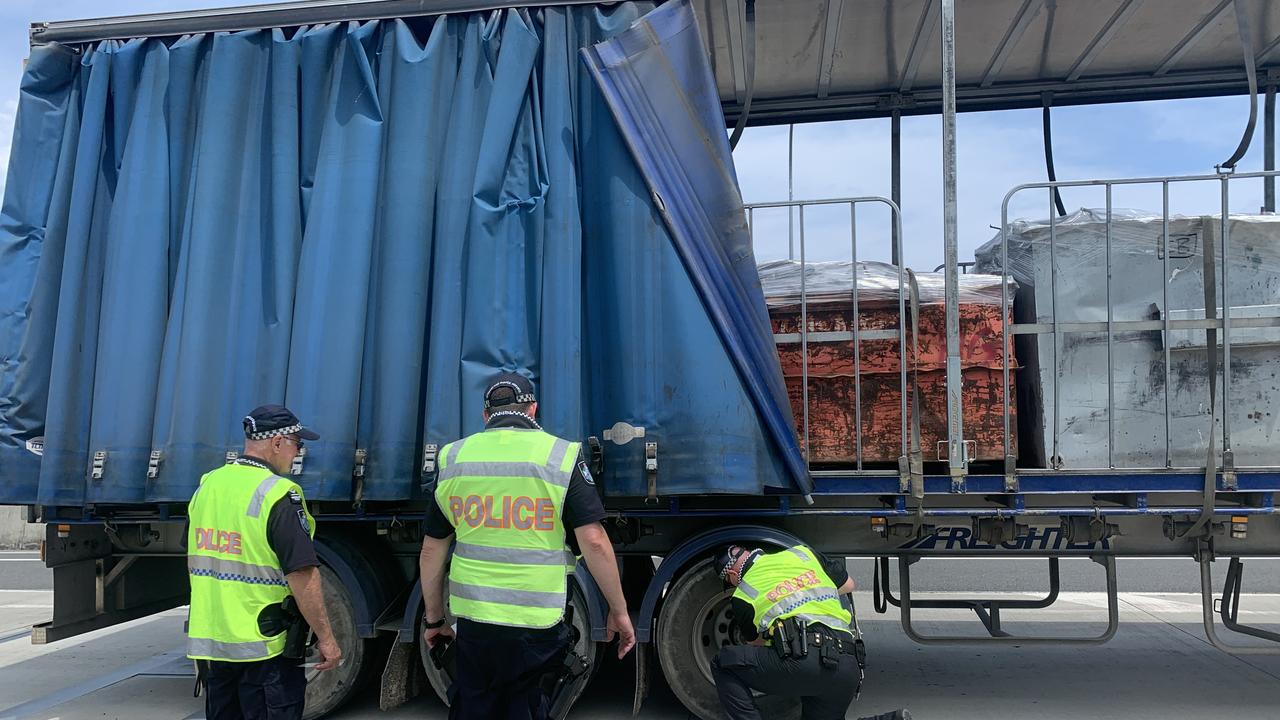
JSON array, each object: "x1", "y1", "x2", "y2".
[{"x1": 771, "y1": 300, "x2": 1017, "y2": 464}]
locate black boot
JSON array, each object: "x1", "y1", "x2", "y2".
[{"x1": 856, "y1": 711, "x2": 912, "y2": 720}]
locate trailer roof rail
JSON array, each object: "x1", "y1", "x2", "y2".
[{"x1": 30, "y1": 0, "x2": 1280, "y2": 125}]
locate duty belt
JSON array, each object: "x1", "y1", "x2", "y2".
[
  {"x1": 768, "y1": 617, "x2": 859, "y2": 660},
  {"x1": 803, "y1": 627, "x2": 858, "y2": 655}
]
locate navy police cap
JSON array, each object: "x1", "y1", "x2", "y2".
[
  {"x1": 484, "y1": 372, "x2": 537, "y2": 410},
  {"x1": 243, "y1": 404, "x2": 320, "y2": 441}
]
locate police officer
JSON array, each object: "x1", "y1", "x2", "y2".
[
  {"x1": 187, "y1": 405, "x2": 342, "y2": 720},
  {"x1": 418, "y1": 372, "x2": 636, "y2": 719},
  {"x1": 713, "y1": 544, "x2": 911, "y2": 720}
]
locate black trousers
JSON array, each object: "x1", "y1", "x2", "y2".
[
  {"x1": 449, "y1": 619, "x2": 574, "y2": 720},
  {"x1": 712, "y1": 643, "x2": 861, "y2": 720},
  {"x1": 204, "y1": 654, "x2": 306, "y2": 720}
]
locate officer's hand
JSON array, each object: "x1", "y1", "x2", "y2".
[
  {"x1": 315, "y1": 636, "x2": 342, "y2": 671},
  {"x1": 424, "y1": 622, "x2": 455, "y2": 649},
  {"x1": 606, "y1": 608, "x2": 636, "y2": 659}
]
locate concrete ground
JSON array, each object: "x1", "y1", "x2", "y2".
[{"x1": 2, "y1": 554, "x2": 1279, "y2": 720}]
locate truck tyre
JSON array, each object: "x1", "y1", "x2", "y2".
[
  {"x1": 656, "y1": 559, "x2": 797, "y2": 720},
  {"x1": 302, "y1": 565, "x2": 378, "y2": 718},
  {"x1": 419, "y1": 578, "x2": 599, "y2": 708}
]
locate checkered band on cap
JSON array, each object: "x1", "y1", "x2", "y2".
[
  {"x1": 244, "y1": 419, "x2": 303, "y2": 441},
  {"x1": 485, "y1": 409, "x2": 542, "y2": 429}
]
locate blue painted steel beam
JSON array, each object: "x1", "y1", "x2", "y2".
[
  {"x1": 618, "y1": 506, "x2": 1278, "y2": 519},
  {"x1": 809, "y1": 472, "x2": 1280, "y2": 495}
]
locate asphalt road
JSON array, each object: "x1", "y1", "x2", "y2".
[
  {"x1": 2, "y1": 553, "x2": 1279, "y2": 719},
  {"x1": 0, "y1": 552, "x2": 47, "y2": 591}
]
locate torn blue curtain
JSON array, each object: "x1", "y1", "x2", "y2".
[{"x1": 0, "y1": 3, "x2": 797, "y2": 506}]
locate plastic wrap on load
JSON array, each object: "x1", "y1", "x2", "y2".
[
  {"x1": 758, "y1": 259, "x2": 1014, "y2": 308},
  {"x1": 972, "y1": 207, "x2": 1280, "y2": 287},
  {"x1": 971, "y1": 207, "x2": 1280, "y2": 470}
]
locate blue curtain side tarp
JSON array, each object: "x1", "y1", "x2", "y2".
[
  {"x1": 581, "y1": 0, "x2": 811, "y2": 497},
  {"x1": 0, "y1": 3, "x2": 796, "y2": 506}
]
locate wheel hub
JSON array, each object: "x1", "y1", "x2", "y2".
[{"x1": 692, "y1": 589, "x2": 738, "y2": 686}]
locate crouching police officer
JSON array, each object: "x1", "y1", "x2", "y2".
[
  {"x1": 419, "y1": 372, "x2": 636, "y2": 719},
  {"x1": 187, "y1": 405, "x2": 342, "y2": 720},
  {"x1": 713, "y1": 544, "x2": 911, "y2": 720}
]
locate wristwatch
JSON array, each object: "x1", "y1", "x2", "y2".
[{"x1": 424, "y1": 617, "x2": 447, "y2": 629}]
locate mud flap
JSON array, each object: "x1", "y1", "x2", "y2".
[
  {"x1": 379, "y1": 638, "x2": 426, "y2": 711},
  {"x1": 632, "y1": 642, "x2": 650, "y2": 716}
]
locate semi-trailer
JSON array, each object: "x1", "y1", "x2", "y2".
[{"x1": 3, "y1": 1, "x2": 1278, "y2": 718}]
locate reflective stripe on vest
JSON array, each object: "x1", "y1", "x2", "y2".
[
  {"x1": 188, "y1": 554, "x2": 288, "y2": 587},
  {"x1": 454, "y1": 541, "x2": 575, "y2": 567},
  {"x1": 186, "y1": 462, "x2": 315, "y2": 662},
  {"x1": 732, "y1": 544, "x2": 853, "y2": 636},
  {"x1": 449, "y1": 579, "x2": 566, "y2": 609},
  {"x1": 435, "y1": 429, "x2": 578, "y2": 629},
  {"x1": 187, "y1": 637, "x2": 271, "y2": 661}
]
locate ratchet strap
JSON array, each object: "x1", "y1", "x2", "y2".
[{"x1": 1181, "y1": 225, "x2": 1219, "y2": 539}]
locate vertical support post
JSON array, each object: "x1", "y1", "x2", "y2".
[
  {"x1": 940, "y1": 0, "x2": 967, "y2": 482},
  {"x1": 897, "y1": 204, "x2": 911, "y2": 486},
  {"x1": 891, "y1": 109, "x2": 902, "y2": 265},
  {"x1": 1161, "y1": 182, "x2": 1173, "y2": 468},
  {"x1": 851, "y1": 202, "x2": 864, "y2": 471},
  {"x1": 1220, "y1": 178, "x2": 1233, "y2": 464},
  {"x1": 1000, "y1": 192, "x2": 1015, "y2": 491},
  {"x1": 788, "y1": 124, "x2": 796, "y2": 259},
  {"x1": 1266, "y1": 83, "x2": 1275, "y2": 213},
  {"x1": 1105, "y1": 185, "x2": 1115, "y2": 469},
  {"x1": 800, "y1": 204, "x2": 810, "y2": 470}
]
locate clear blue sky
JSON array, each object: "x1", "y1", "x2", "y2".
[{"x1": 0, "y1": 1, "x2": 1272, "y2": 270}]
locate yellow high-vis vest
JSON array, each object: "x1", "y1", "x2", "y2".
[
  {"x1": 187, "y1": 461, "x2": 314, "y2": 662},
  {"x1": 435, "y1": 428, "x2": 579, "y2": 629},
  {"x1": 733, "y1": 545, "x2": 852, "y2": 638}
]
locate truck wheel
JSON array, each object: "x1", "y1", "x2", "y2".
[
  {"x1": 656, "y1": 560, "x2": 797, "y2": 720},
  {"x1": 420, "y1": 605, "x2": 453, "y2": 706},
  {"x1": 302, "y1": 564, "x2": 376, "y2": 719},
  {"x1": 419, "y1": 578, "x2": 599, "y2": 707}
]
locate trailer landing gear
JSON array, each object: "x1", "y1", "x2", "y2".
[
  {"x1": 873, "y1": 555, "x2": 1119, "y2": 644},
  {"x1": 1197, "y1": 542, "x2": 1280, "y2": 654}
]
